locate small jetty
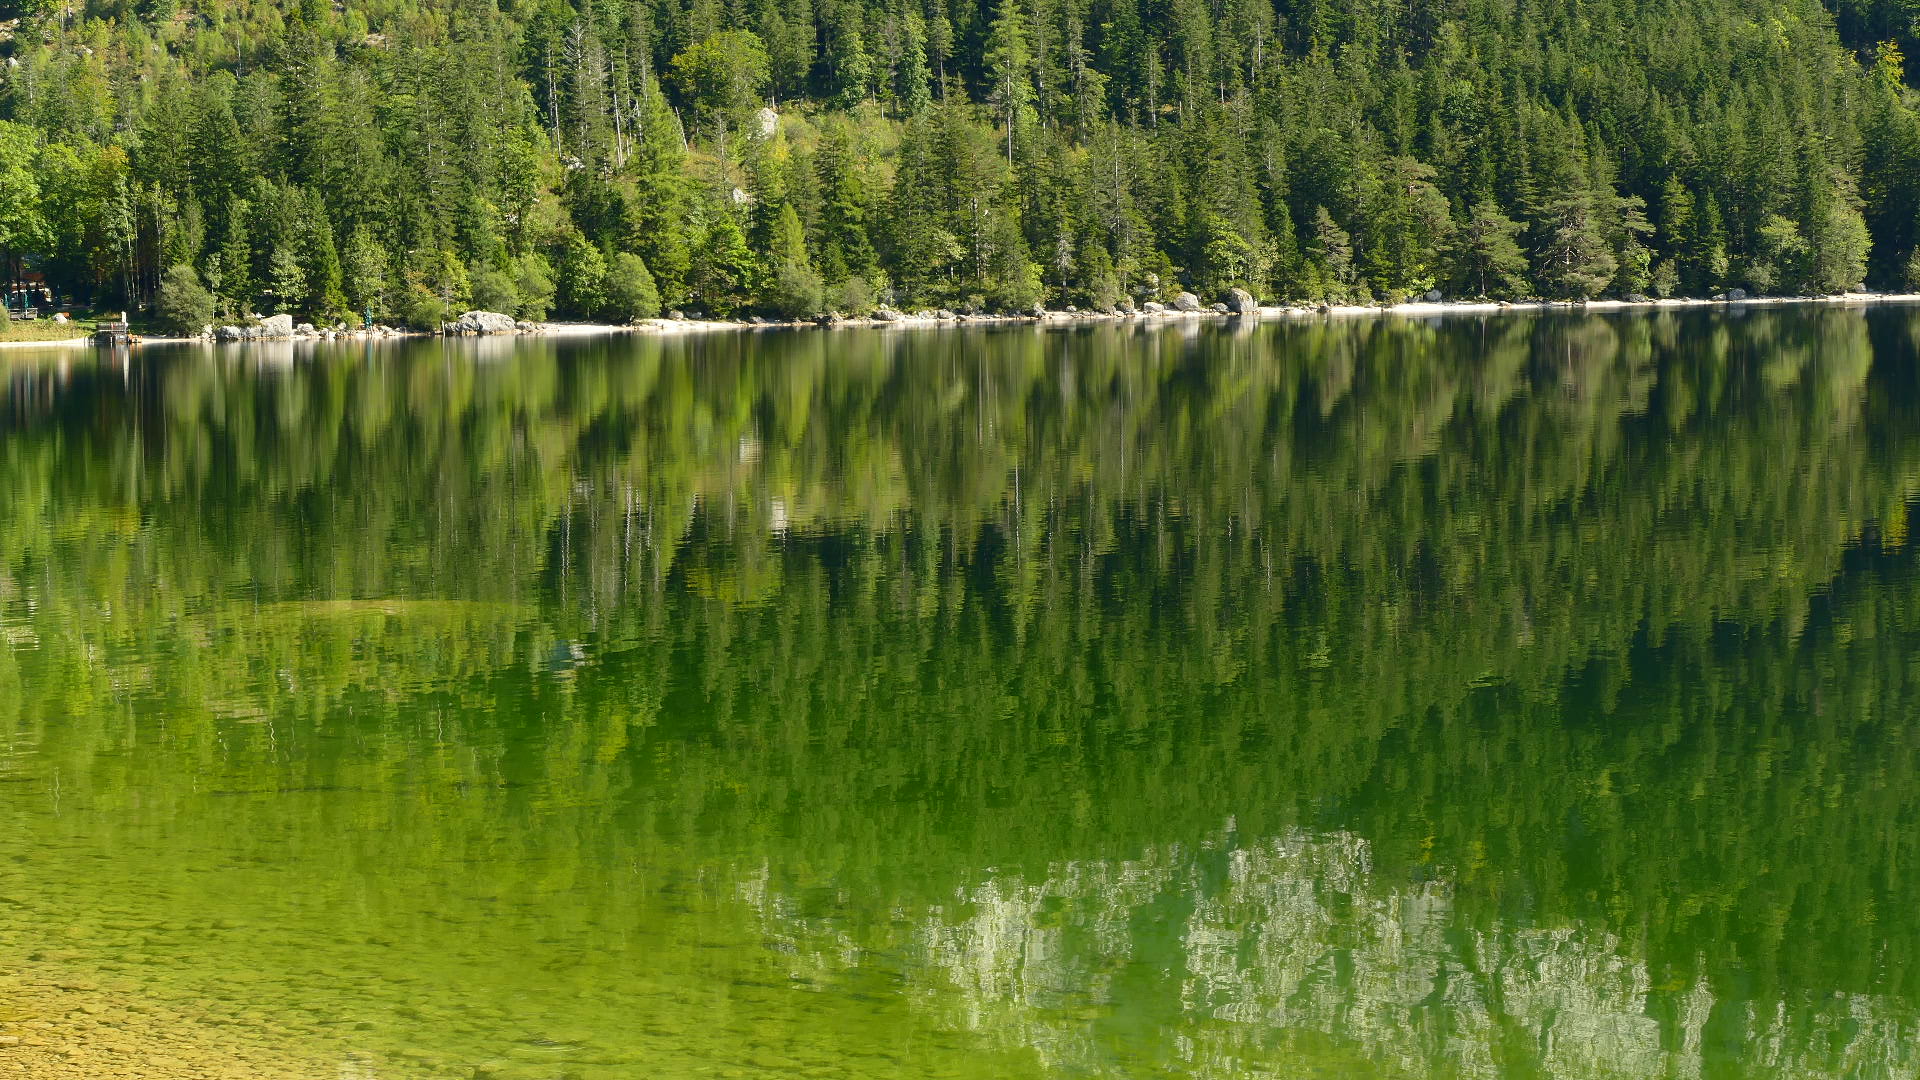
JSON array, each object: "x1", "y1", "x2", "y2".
[{"x1": 93, "y1": 319, "x2": 130, "y2": 346}]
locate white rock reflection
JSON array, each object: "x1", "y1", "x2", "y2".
[{"x1": 738, "y1": 828, "x2": 1918, "y2": 1078}]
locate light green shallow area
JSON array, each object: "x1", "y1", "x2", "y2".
[{"x1": 3, "y1": 311, "x2": 1919, "y2": 1078}]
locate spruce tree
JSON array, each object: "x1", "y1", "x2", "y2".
[{"x1": 1448, "y1": 197, "x2": 1530, "y2": 298}]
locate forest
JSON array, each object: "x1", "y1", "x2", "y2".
[{"x1": 4, "y1": 0, "x2": 1920, "y2": 324}]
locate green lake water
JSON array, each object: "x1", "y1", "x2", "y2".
[{"x1": 2, "y1": 310, "x2": 1918, "y2": 1078}]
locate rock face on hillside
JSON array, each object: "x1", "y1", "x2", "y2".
[{"x1": 449, "y1": 310, "x2": 518, "y2": 335}]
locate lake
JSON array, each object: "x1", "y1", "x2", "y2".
[{"x1": 2, "y1": 309, "x2": 1917, "y2": 1078}]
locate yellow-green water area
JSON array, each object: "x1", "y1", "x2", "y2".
[{"x1": 4, "y1": 311, "x2": 1919, "y2": 1078}]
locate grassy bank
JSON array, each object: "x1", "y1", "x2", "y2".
[{"x1": 0, "y1": 319, "x2": 91, "y2": 343}]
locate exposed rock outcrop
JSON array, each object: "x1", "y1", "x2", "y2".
[{"x1": 448, "y1": 310, "x2": 518, "y2": 335}]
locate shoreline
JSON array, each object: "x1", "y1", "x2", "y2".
[{"x1": 10, "y1": 291, "x2": 1920, "y2": 351}]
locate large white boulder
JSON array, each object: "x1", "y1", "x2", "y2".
[{"x1": 453, "y1": 310, "x2": 518, "y2": 335}]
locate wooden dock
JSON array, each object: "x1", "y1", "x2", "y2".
[{"x1": 93, "y1": 320, "x2": 130, "y2": 345}]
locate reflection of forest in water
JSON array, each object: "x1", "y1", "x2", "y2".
[{"x1": 2, "y1": 310, "x2": 1918, "y2": 1077}]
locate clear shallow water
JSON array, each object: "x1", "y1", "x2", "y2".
[{"x1": 2, "y1": 311, "x2": 1918, "y2": 1078}]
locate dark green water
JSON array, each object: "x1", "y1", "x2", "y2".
[{"x1": 2, "y1": 310, "x2": 1918, "y2": 1078}]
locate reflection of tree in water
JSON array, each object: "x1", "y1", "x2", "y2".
[
  {"x1": 2, "y1": 309, "x2": 1919, "y2": 1077},
  {"x1": 739, "y1": 825, "x2": 1917, "y2": 1079}
]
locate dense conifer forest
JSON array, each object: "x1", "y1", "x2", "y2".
[{"x1": 3, "y1": 0, "x2": 1920, "y2": 324}]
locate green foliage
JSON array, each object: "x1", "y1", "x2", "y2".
[
  {"x1": 402, "y1": 290, "x2": 448, "y2": 331},
  {"x1": 764, "y1": 205, "x2": 824, "y2": 317},
  {"x1": 1449, "y1": 198, "x2": 1530, "y2": 298},
  {"x1": 691, "y1": 216, "x2": 758, "y2": 316},
  {"x1": 0, "y1": 121, "x2": 46, "y2": 255},
  {"x1": 2, "y1": 0, "x2": 1920, "y2": 316},
  {"x1": 558, "y1": 233, "x2": 608, "y2": 318},
  {"x1": 514, "y1": 254, "x2": 557, "y2": 321},
  {"x1": 155, "y1": 263, "x2": 215, "y2": 333},
  {"x1": 341, "y1": 227, "x2": 388, "y2": 318},
  {"x1": 471, "y1": 268, "x2": 521, "y2": 317},
  {"x1": 669, "y1": 32, "x2": 772, "y2": 128},
  {"x1": 267, "y1": 246, "x2": 307, "y2": 314},
  {"x1": 605, "y1": 252, "x2": 662, "y2": 321}
]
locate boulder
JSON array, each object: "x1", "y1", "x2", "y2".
[
  {"x1": 1423, "y1": 289, "x2": 1443, "y2": 302},
  {"x1": 1222, "y1": 287, "x2": 1256, "y2": 314},
  {"x1": 1172, "y1": 291, "x2": 1201, "y2": 312},
  {"x1": 295, "y1": 322, "x2": 317, "y2": 335},
  {"x1": 216, "y1": 325, "x2": 246, "y2": 341},
  {"x1": 1624, "y1": 293, "x2": 1650, "y2": 303},
  {"x1": 1727, "y1": 287, "x2": 1748, "y2": 301},
  {"x1": 1711, "y1": 292, "x2": 1728, "y2": 302},
  {"x1": 451, "y1": 310, "x2": 517, "y2": 335},
  {"x1": 52, "y1": 312, "x2": 69, "y2": 324},
  {"x1": 936, "y1": 309, "x2": 957, "y2": 320},
  {"x1": 873, "y1": 308, "x2": 904, "y2": 322},
  {"x1": 516, "y1": 320, "x2": 540, "y2": 332},
  {"x1": 1143, "y1": 301, "x2": 1166, "y2": 314},
  {"x1": 755, "y1": 106, "x2": 779, "y2": 139},
  {"x1": 258, "y1": 313, "x2": 295, "y2": 338},
  {"x1": 1209, "y1": 302, "x2": 1230, "y2": 313}
]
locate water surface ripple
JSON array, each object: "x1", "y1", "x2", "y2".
[{"x1": 2, "y1": 310, "x2": 1917, "y2": 1078}]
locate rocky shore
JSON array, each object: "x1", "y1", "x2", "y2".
[{"x1": 17, "y1": 290, "x2": 1920, "y2": 351}]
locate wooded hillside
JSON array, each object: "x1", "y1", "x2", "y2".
[{"x1": 4, "y1": 0, "x2": 1920, "y2": 323}]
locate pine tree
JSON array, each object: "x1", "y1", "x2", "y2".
[
  {"x1": 985, "y1": 0, "x2": 1035, "y2": 165},
  {"x1": 1448, "y1": 197, "x2": 1530, "y2": 297},
  {"x1": 1307, "y1": 206, "x2": 1355, "y2": 302}
]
